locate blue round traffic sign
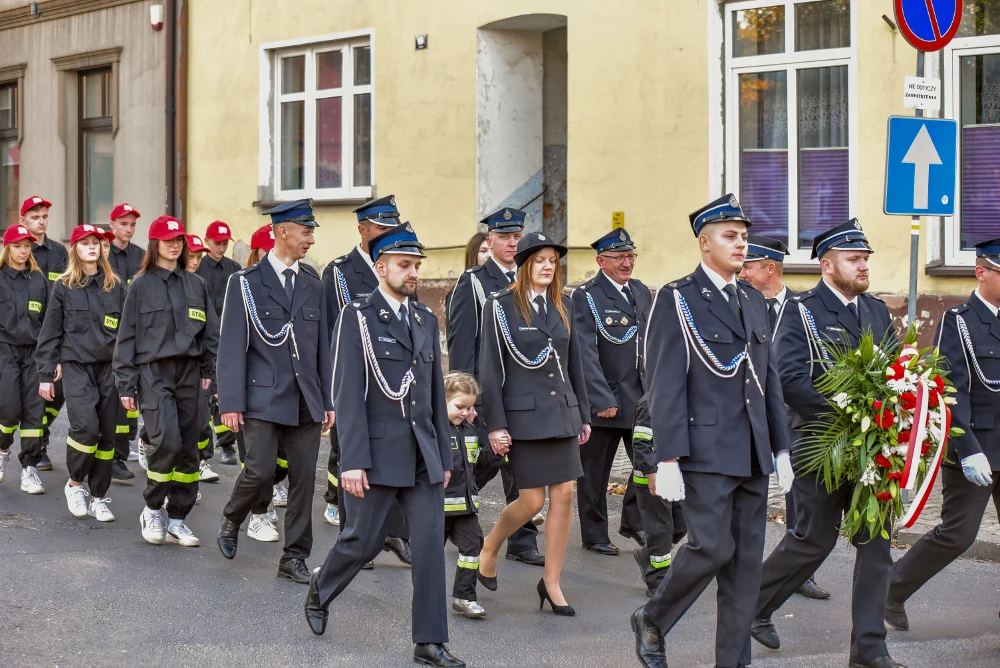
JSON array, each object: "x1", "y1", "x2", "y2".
[{"x1": 894, "y1": 0, "x2": 963, "y2": 52}]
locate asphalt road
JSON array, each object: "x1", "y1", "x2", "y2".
[{"x1": 1, "y1": 416, "x2": 998, "y2": 667}]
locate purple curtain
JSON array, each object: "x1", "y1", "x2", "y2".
[
  {"x1": 961, "y1": 125, "x2": 1000, "y2": 249},
  {"x1": 798, "y1": 148, "x2": 849, "y2": 248},
  {"x1": 740, "y1": 150, "x2": 789, "y2": 244}
]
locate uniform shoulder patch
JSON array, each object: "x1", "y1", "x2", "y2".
[
  {"x1": 412, "y1": 301, "x2": 437, "y2": 317},
  {"x1": 664, "y1": 274, "x2": 694, "y2": 290},
  {"x1": 860, "y1": 292, "x2": 885, "y2": 304},
  {"x1": 332, "y1": 255, "x2": 349, "y2": 265},
  {"x1": 238, "y1": 264, "x2": 259, "y2": 277}
]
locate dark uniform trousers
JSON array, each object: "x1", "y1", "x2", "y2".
[
  {"x1": 63, "y1": 361, "x2": 118, "y2": 497},
  {"x1": 579, "y1": 426, "x2": 640, "y2": 545},
  {"x1": 445, "y1": 513, "x2": 484, "y2": 601},
  {"x1": 328, "y1": 435, "x2": 409, "y2": 541},
  {"x1": 0, "y1": 343, "x2": 46, "y2": 467},
  {"x1": 140, "y1": 358, "x2": 202, "y2": 518},
  {"x1": 315, "y1": 452, "x2": 448, "y2": 644},
  {"x1": 634, "y1": 480, "x2": 686, "y2": 592},
  {"x1": 40, "y1": 381, "x2": 65, "y2": 452},
  {"x1": 223, "y1": 395, "x2": 320, "y2": 561}
]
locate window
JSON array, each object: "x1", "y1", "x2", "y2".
[
  {"x1": 79, "y1": 68, "x2": 114, "y2": 226},
  {"x1": 943, "y1": 1, "x2": 1000, "y2": 265},
  {"x1": 270, "y1": 35, "x2": 373, "y2": 201},
  {"x1": 0, "y1": 81, "x2": 17, "y2": 230},
  {"x1": 725, "y1": 0, "x2": 854, "y2": 260}
]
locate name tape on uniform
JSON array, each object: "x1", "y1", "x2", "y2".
[
  {"x1": 104, "y1": 315, "x2": 119, "y2": 329},
  {"x1": 903, "y1": 76, "x2": 940, "y2": 111},
  {"x1": 28, "y1": 300, "x2": 42, "y2": 313},
  {"x1": 188, "y1": 308, "x2": 206, "y2": 322}
]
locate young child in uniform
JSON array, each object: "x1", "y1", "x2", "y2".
[
  {"x1": 0, "y1": 224, "x2": 49, "y2": 494},
  {"x1": 443, "y1": 371, "x2": 488, "y2": 619},
  {"x1": 35, "y1": 225, "x2": 125, "y2": 520},
  {"x1": 630, "y1": 394, "x2": 687, "y2": 597}
]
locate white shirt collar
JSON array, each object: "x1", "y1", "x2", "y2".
[
  {"x1": 378, "y1": 287, "x2": 409, "y2": 316},
  {"x1": 601, "y1": 270, "x2": 628, "y2": 293},
  {"x1": 773, "y1": 285, "x2": 788, "y2": 306},
  {"x1": 490, "y1": 255, "x2": 516, "y2": 279},
  {"x1": 356, "y1": 244, "x2": 373, "y2": 268},
  {"x1": 822, "y1": 278, "x2": 858, "y2": 308},
  {"x1": 267, "y1": 250, "x2": 299, "y2": 285},
  {"x1": 529, "y1": 288, "x2": 547, "y2": 305},
  {"x1": 700, "y1": 262, "x2": 738, "y2": 299},
  {"x1": 976, "y1": 288, "x2": 999, "y2": 317}
]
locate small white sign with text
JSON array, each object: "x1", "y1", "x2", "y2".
[{"x1": 903, "y1": 76, "x2": 941, "y2": 111}]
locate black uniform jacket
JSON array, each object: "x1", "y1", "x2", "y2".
[
  {"x1": 774, "y1": 279, "x2": 899, "y2": 436},
  {"x1": 935, "y1": 293, "x2": 1000, "y2": 470},
  {"x1": 217, "y1": 259, "x2": 332, "y2": 426},
  {"x1": 332, "y1": 290, "x2": 451, "y2": 487},
  {"x1": 32, "y1": 236, "x2": 68, "y2": 284},
  {"x1": 108, "y1": 242, "x2": 145, "y2": 284},
  {"x1": 444, "y1": 420, "x2": 481, "y2": 516},
  {"x1": 478, "y1": 288, "x2": 590, "y2": 440},
  {"x1": 631, "y1": 395, "x2": 656, "y2": 477},
  {"x1": 35, "y1": 273, "x2": 125, "y2": 381},
  {"x1": 447, "y1": 257, "x2": 514, "y2": 376},
  {"x1": 645, "y1": 265, "x2": 791, "y2": 477},
  {"x1": 0, "y1": 265, "x2": 49, "y2": 345},
  {"x1": 113, "y1": 266, "x2": 219, "y2": 402},
  {"x1": 571, "y1": 271, "x2": 651, "y2": 428},
  {"x1": 196, "y1": 254, "x2": 242, "y2": 317},
  {"x1": 322, "y1": 246, "x2": 379, "y2": 341}
]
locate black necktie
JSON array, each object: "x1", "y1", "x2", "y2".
[
  {"x1": 399, "y1": 303, "x2": 410, "y2": 329},
  {"x1": 622, "y1": 285, "x2": 633, "y2": 307},
  {"x1": 282, "y1": 268, "x2": 295, "y2": 304},
  {"x1": 506, "y1": 271, "x2": 516, "y2": 284},
  {"x1": 723, "y1": 284, "x2": 741, "y2": 323},
  {"x1": 766, "y1": 298, "x2": 778, "y2": 331},
  {"x1": 534, "y1": 295, "x2": 546, "y2": 316},
  {"x1": 847, "y1": 302, "x2": 859, "y2": 326}
]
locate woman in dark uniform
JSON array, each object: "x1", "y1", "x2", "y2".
[
  {"x1": 113, "y1": 215, "x2": 218, "y2": 547},
  {"x1": 476, "y1": 231, "x2": 591, "y2": 615}
]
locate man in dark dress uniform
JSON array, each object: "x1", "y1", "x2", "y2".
[
  {"x1": 749, "y1": 220, "x2": 904, "y2": 668},
  {"x1": 320, "y1": 194, "x2": 411, "y2": 566},
  {"x1": 196, "y1": 220, "x2": 242, "y2": 465},
  {"x1": 884, "y1": 238, "x2": 1000, "y2": 631},
  {"x1": 19, "y1": 196, "x2": 69, "y2": 475},
  {"x1": 571, "y1": 227, "x2": 648, "y2": 554},
  {"x1": 215, "y1": 199, "x2": 334, "y2": 584},
  {"x1": 740, "y1": 234, "x2": 830, "y2": 601},
  {"x1": 446, "y1": 206, "x2": 543, "y2": 565},
  {"x1": 307, "y1": 223, "x2": 464, "y2": 668},
  {"x1": 630, "y1": 194, "x2": 794, "y2": 668}
]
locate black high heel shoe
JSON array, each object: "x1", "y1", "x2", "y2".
[
  {"x1": 537, "y1": 578, "x2": 575, "y2": 616},
  {"x1": 477, "y1": 568, "x2": 498, "y2": 592}
]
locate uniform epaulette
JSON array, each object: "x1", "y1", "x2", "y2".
[
  {"x1": 300, "y1": 263, "x2": 319, "y2": 279},
  {"x1": 664, "y1": 274, "x2": 694, "y2": 290},
  {"x1": 237, "y1": 263, "x2": 259, "y2": 277},
  {"x1": 791, "y1": 288, "x2": 816, "y2": 303},
  {"x1": 493, "y1": 285, "x2": 514, "y2": 298},
  {"x1": 860, "y1": 292, "x2": 885, "y2": 304},
  {"x1": 332, "y1": 254, "x2": 349, "y2": 265},
  {"x1": 737, "y1": 278, "x2": 762, "y2": 296},
  {"x1": 948, "y1": 302, "x2": 970, "y2": 315},
  {"x1": 412, "y1": 301, "x2": 437, "y2": 317},
  {"x1": 579, "y1": 277, "x2": 597, "y2": 291}
]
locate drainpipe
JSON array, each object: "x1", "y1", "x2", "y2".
[
  {"x1": 176, "y1": 0, "x2": 188, "y2": 220},
  {"x1": 165, "y1": 0, "x2": 177, "y2": 215}
]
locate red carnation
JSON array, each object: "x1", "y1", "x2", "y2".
[
  {"x1": 897, "y1": 429, "x2": 911, "y2": 445},
  {"x1": 932, "y1": 374, "x2": 945, "y2": 390},
  {"x1": 875, "y1": 453, "x2": 893, "y2": 469},
  {"x1": 922, "y1": 442, "x2": 932, "y2": 456},
  {"x1": 887, "y1": 471, "x2": 904, "y2": 481},
  {"x1": 886, "y1": 363, "x2": 906, "y2": 380},
  {"x1": 875, "y1": 409, "x2": 895, "y2": 429},
  {"x1": 899, "y1": 392, "x2": 917, "y2": 411},
  {"x1": 876, "y1": 491, "x2": 893, "y2": 501},
  {"x1": 873, "y1": 400, "x2": 883, "y2": 411}
]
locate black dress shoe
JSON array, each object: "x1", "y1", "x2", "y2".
[
  {"x1": 383, "y1": 536, "x2": 412, "y2": 565},
  {"x1": 630, "y1": 606, "x2": 667, "y2": 668},
  {"x1": 505, "y1": 548, "x2": 545, "y2": 566},
  {"x1": 619, "y1": 526, "x2": 647, "y2": 546},
  {"x1": 217, "y1": 518, "x2": 239, "y2": 560},
  {"x1": 849, "y1": 656, "x2": 907, "y2": 668},
  {"x1": 413, "y1": 643, "x2": 465, "y2": 667},
  {"x1": 110, "y1": 459, "x2": 135, "y2": 482},
  {"x1": 750, "y1": 617, "x2": 779, "y2": 650},
  {"x1": 277, "y1": 558, "x2": 311, "y2": 584},
  {"x1": 884, "y1": 599, "x2": 909, "y2": 631},
  {"x1": 304, "y1": 572, "x2": 328, "y2": 635},
  {"x1": 795, "y1": 576, "x2": 831, "y2": 600},
  {"x1": 583, "y1": 542, "x2": 621, "y2": 556},
  {"x1": 362, "y1": 560, "x2": 374, "y2": 570},
  {"x1": 218, "y1": 447, "x2": 238, "y2": 465}
]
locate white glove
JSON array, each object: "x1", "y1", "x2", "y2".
[
  {"x1": 655, "y1": 461, "x2": 685, "y2": 502},
  {"x1": 775, "y1": 451, "x2": 795, "y2": 495},
  {"x1": 961, "y1": 453, "x2": 994, "y2": 487}
]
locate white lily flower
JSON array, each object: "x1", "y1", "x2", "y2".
[
  {"x1": 860, "y1": 461, "x2": 880, "y2": 486},
  {"x1": 861, "y1": 415, "x2": 871, "y2": 433},
  {"x1": 832, "y1": 392, "x2": 850, "y2": 409}
]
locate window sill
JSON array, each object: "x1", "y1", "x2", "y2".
[
  {"x1": 782, "y1": 264, "x2": 821, "y2": 275},
  {"x1": 924, "y1": 264, "x2": 975, "y2": 277},
  {"x1": 253, "y1": 197, "x2": 373, "y2": 209}
]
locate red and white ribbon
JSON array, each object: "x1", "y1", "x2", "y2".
[
  {"x1": 901, "y1": 377, "x2": 928, "y2": 490},
  {"x1": 901, "y1": 392, "x2": 951, "y2": 528}
]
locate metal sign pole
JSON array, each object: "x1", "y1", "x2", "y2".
[{"x1": 907, "y1": 50, "x2": 925, "y2": 333}]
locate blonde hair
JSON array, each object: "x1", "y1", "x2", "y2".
[
  {"x1": 62, "y1": 239, "x2": 120, "y2": 291},
  {"x1": 0, "y1": 242, "x2": 40, "y2": 273},
  {"x1": 444, "y1": 371, "x2": 480, "y2": 401}
]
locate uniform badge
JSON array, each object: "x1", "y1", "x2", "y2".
[
  {"x1": 378, "y1": 336, "x2": 396, "y2": 343},
  {"x1": 741, "y1": 289, "x2": 748, "y2": 299},
  {"x1": 618, "y1": 229, "x2": 626, "y2": 242},
  {"x1": 390, "y1": 196, "x2": 396, "y2": 206},
  {"x1": 502, "y1": 209, "x2": 512, "y2": 221},
  {"x1": 605, "y1": 317, "x2": 613, "y2": 325},
  {"x1": 405, "y1": 222, "x2": 414, "y2": 233},
  {"x1": 378, "y1": 308, "x2": 390, "y2": 322},
  {"x1": 729, "y1": 195, "x2": 739, "y2": 208},
  {"x1": 538, "y1": 234, "x2": 547, "y2": 241},
  {"x1": 620, "y1": 317, "x2": 629, "y2": 325},
  {"x1": 701, "y1": 286, "x2": 713, "y2": 300},
  {"x1": 413, "y1": 312, "x2": 422, "y2": 324},
  {"x1": 853, "y1": 220, "x2": 862, "y2": 230}
]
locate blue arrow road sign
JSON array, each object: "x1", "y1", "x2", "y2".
[{"x1": 884, "y1": 116, "x2": 957, "y2": 216}]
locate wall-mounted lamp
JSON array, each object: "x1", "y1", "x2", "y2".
[
  {"x1": 415, "y1": 34, "x2": 428, "y2": 50},
  {"x1": 30, "y1": 2, "x2": 39, "y2": 15},
  {"x1": 882, "y1": 15, "x2": 898, "y2": 32}
]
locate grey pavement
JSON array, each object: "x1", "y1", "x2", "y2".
[{"x1": 0, "y1": 417, "x2": 998, "y2": 667}]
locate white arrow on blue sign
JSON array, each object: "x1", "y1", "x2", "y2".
[{"x1": 884, "y1": 116, "x2": 958, "y2": 216}]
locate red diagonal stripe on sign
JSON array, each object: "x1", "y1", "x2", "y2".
[{"x1": 924, "y1": 0, "x2": 943, "y2": 39}]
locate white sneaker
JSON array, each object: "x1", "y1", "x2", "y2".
[
  {"x1": 165, "y1": 522, "x2": 200, "y2": 547},
  {"x1": 64, "y1": 480, "x2": 90, "y2": 515},
  {"x1": 272, "y1": 481, "x2": 288, "y2": 507},
  {"x1": 324, "y1": 504, "x2": 340, "y2": 526},
  {"x1": 248, "y1": 514, "x2": 280, "y2": 542},
  {"x1": 20, "y1": 467, "x2": 45, "y2": 495},
  {"x1": 266, "y1": 501, "x2": 278, "y2": 524},
  {"x1": 140, "y1": 506, "x2": 166, "y2": 545},
  {"x1": 137, "y1": 440, "x2": 148, "y2": 471},
  {"x1": 0, "y1": 449, "x2": 10, "y2": 484},
  {"x1": 127, "y1": 445, "x2": 139, "y2": 462},
  {"x1": 88, "y1": 497, "x2": 115, "y2": 522},
  {"x1": 199, "y1": 460, "x2": 220, "y2": 482}
]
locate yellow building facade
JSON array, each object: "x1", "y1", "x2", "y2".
[{"x1": 186, "y1": 0, "x2": 1000, "y2": 306}]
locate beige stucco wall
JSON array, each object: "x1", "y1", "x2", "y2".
[
  {"x1": 186, "y1": 0, "x2": 977, "y2": 299},
  {"x1": 0, "y1": 0, "x2": 164, "y2": 241}
]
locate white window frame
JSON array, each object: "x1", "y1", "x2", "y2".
[
  {"x1": 724, "y1": 0, "x2": 858, "y2": 264},
  {"x1": 259, "y1": 29, "x2": 374, "y2": 202},
  {"x1": 943, "y1": 33, "x2": 1000, "y2": 267}
]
